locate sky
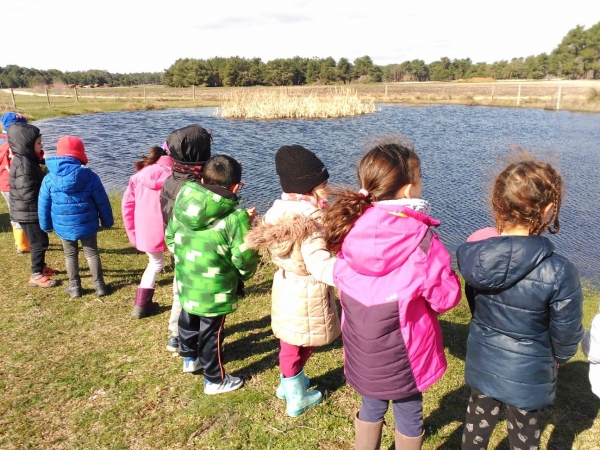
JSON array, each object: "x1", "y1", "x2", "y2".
[{"x1": 3, "y1": 0, "x2": 600, "y2": 74}]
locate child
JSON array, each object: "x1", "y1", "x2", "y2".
[
  {"x1": 456, "y1": 157, "x2": 584, "y2": 450},
  {"x1": 165, "y1": 154, "x2": 258, "y2": 394},
  {"x1": 8, "y1": 123, "x2": 57, "y2": 287},
  {"x1": 0, "y1": 112, "x2": 31, "y2": 254},
  {"x1": 323, "y1": 138, "x2": 461, "y2": 449},
  {"x1": 39, "y1": 136, "x2": 113, "y2": 297},
  {"x1": 160, "y1": 124, "x2": 212, "y2": 352},
  {"x1": 122, "y1": 145, "x2": 173, "y2": 318},
  {"x1": 582, "y1": 308, "x2": 600, "y2": 398},
  {"x1": 246, "y1": 145, "x2": 340, "y2": 417}
]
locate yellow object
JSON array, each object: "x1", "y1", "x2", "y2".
[{"x1": 13, "y1": 227, "x2": 30, "y2": 253}]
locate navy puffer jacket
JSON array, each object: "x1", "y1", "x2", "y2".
[
  {"x1": 38, "y1": 156, "x2": 113, "y2": 241},
  {"x1": 457, "y1": 235, "x2": 584, "y2": 411}
]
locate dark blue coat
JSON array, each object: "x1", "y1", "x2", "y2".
[
  {"x1": 457, "y1": 235, "x2": 584, "y2": 410},
  {"x1": 38, "y1": 156, "x2": 113, "y2": 241}
]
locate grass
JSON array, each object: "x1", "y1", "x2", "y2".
[
  {"x1": 0, "y1": 196, "x2": 599, "y2": 449},
  {"x1": 588, "y1": 88, "x2": 600, "y2": 103},
  {"x1": 216, "y1": 88, "x2": 376, "y2": 119}
]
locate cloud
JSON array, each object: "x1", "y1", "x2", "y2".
[{"x1": 200, "y1": 12, "x2": 309, "y2": 31}]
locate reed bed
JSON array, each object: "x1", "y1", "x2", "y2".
[{"x1": 216, "y1": 88, "x2": 376, "y2": 119}]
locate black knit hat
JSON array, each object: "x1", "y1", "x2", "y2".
[{"x1": 275, "y1": 145, "x2": 329, "y2": 194}]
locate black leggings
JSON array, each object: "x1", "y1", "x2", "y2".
[
  {"x1": 462, "y1": 389, "x2": 543, "y2": 450},
  {"x1": 20, "y1": 221, "x2": 49, "y2": 274}
]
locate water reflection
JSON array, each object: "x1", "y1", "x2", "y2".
[{"x1": 34, "y1": 105, "x2": 600, "y2": 280}]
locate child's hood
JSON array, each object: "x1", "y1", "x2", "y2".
[
  {"x1": 245, "y1": 199, "x2": 321, "y2": 257},
  {"x1": 45, "y1": 156, "x2": 93, "y2": 193},
  {"x1": 7, "y1": 123, "x2": 40, "y2": 159},
  {"x1": 340, "y1": 203, "x2": 439, "y2": 277},
  {"x1": 457, "y1": 235, "x2": 554, "y2": 291},
  {"x1": 173, "y1": 182, "x2": 238, "y2": 231},
  {"x1": 137, "y1": 155, "x2": 173, "y2": 191}
]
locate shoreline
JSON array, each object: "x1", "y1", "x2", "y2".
[{"x1": 2, "y1": 80, "x2": 599, "y2": 121}]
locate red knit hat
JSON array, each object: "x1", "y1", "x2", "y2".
[{"x1": 56, "y1": 135, "x2": 88, "y2": 165}]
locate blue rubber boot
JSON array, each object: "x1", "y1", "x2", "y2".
[
  {"x1": 281, "y1": 369, "x2": 322, "y2": 417},
  {"x1": 276, "y1": 371, "x2": 310, "y2": 399}
]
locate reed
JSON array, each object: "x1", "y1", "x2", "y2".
[
  {"x1": 588, "y1": 87, "x2": 600, "y2": 102},
  {"x1": 216, "y1": 87, "x2": 376, "y2": 119}
]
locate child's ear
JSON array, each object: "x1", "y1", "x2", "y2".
[
  {"x1": 403, "y1": 184, "x2": 413, "y2": 199},
  {"x1": 230, "y1": 183, "x2": 240, "y2": 194},
  {"x1": 200, "y1": 177, "x2": 205, "y2": 184}
]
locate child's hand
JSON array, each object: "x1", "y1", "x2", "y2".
[{"x1": 246, "y1": 206, "x2": 257, "y2": 224}]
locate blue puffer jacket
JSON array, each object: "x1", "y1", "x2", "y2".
[
  {"x1": 457, "y1": 235, "x2": 584, "y2": 411},
  {"x1": 38, "y1": 156, "x2": 114, "y2": 241}
]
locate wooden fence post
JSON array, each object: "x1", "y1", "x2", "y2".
[
  {"x1": 10, "y1": 88, "x2": 16, "y2": 108},
  {"x1": 74, "y1": 88, "x2": 79, "y2": 102},
  {"x1": 45, "y1": 89, "x2": 51, "y2": 107},
  {"x1": 556, "y1": 86, "x2": 562, "y2": 111},
  {"x1": 491, "y1": 84, "x2": 495, "y2": 101},
  {"x1": 516, "y1": 83, "x2": 521, "y2": 108},
  {"x1": 192, "y1": 85, "x2": 195, "y2": 101},
  {"x1": 385, "y1": 84, "x2": 388, "y2": 100},
  {"x1": 143, "y1": 87, "x2": 146, "y2": 102}
]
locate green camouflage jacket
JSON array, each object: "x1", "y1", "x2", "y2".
[{"x1": 165, "y1": 182, "x2": 258, "y2": 317}]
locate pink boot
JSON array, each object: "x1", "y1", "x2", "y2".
[{"x1": 131, "y1": 287, "x2": 160, "y2": 319}]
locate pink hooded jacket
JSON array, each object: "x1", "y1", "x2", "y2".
[
  {"x1": 334, "y1": 202, "x2": 461, "y2": 399},
  {"x1": 122, "y1": 155, "x2": 173, "y2": 252}
]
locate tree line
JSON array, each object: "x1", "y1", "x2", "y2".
[{"x1": 1, "y1": 22, "x2": 598, "y2": 89}]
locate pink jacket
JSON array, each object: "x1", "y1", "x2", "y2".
[
  {"x1": 334, "y1": 202, "x2": 461, "y2": 399},
  {"x1": 122, "y1": 155, "x2": 173, "y2": 252}
]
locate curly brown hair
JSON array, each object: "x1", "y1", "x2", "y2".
[
  {"x1": 324, "y1": 136, "x2": 421, "y2": 253},
  {"x1": 134, "y1": 146, "x2": 165, "y2": 171},
  {"x1": 492, "y1": 157, "x2": 563, "y2": 236}
]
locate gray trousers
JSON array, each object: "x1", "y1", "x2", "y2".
[
  {"x1": 1, "y1": 191, "x2": 21, "y2": 229},
  {"x1": 61, "y1": 234, "x2": 104, "y2": 285}
]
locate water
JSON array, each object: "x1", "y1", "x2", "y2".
[{"x1": 34, "y1": 105, "x2": 600, "y2": 280}]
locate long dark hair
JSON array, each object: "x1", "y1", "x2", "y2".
[
  {"x1": 324, "y1": 136, "x2": 421, "y2": 253},
  {"x1": 134, "y1": 146, "x2": 165, "y2": 171}
]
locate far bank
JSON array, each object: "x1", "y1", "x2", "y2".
[{"x1": 2, "y1": 80, "x2": 600, "y2": 121}]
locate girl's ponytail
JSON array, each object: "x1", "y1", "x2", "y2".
[
  {"x1": 134, "y1": 146, "x2": 166, "y2": 171},
  {"x1": 324, "y1": 187, "x2": 372, "y2": 253},
  {"x1": 324, "y1": 135, "x2": 421, "y2": 254}
]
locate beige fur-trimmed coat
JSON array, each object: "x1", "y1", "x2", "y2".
[{"x1": 246, "y1": 199, "x2": 341, "y2": 347}]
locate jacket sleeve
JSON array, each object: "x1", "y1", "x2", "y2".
[
  {"x1": 582, "y1": 312, "x2": 600, "y2": 398},
  {"x1": 300, "y1": 231, "x2": 336, "y2": 287},
  {"x1": 422, "y1": 232, "x2": 462, "y2": 314},
  {"x1": 165, "y1": 218, "x2": 176, "y2": 253},
  {"x1": 228, "y1": 210, "x2": 258, "y2": 281},
  {"x1": 121, "y1": 178, "x2": 136, "y2": 246},
  {"x1": 37, "y1": 178, "x2": 53, "y2": 232},
  {"x1": 550, "y1": 260, "x2": 584, "y2": 364},
  {"x1": 13, "y1": 163, "x2": 41, "y2": 205},
  {"x1": 91, "y1": 173, "x2": 113, "y2": 229}
]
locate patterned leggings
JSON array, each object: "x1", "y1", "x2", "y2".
[{"x1": 462, "y1": 389, "x2": 543, "y2": 450}]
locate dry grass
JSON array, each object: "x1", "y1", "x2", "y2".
[{"x1": 216, "y1": 88, "x2": 376, "y2": 119}]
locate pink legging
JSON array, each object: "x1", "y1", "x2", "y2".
[{"x1": 279, "y1": 340, "x2": 314, "y2": 378}]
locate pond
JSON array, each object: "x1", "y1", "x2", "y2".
[{"x1": 34, "y1": 105, "x2": 600, "y2": 281}]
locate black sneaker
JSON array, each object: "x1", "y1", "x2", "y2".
[
  {"x1": 166, "y1": 336, "x2": 179, "y2": 352},
  {"x1": 94, "y1": 281, "x2": 108, "y2": 297},
  {"x1": 65, "y1": 284, "x2": 82, "y2": 298}
]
